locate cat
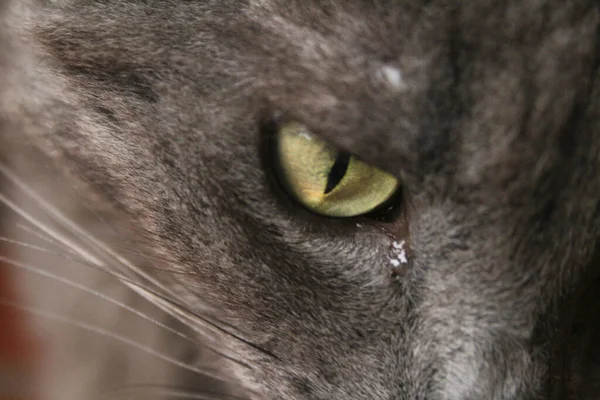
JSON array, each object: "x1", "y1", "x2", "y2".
[{"x1": 1, "y1": 0, "x2": 600, "y2": 399}]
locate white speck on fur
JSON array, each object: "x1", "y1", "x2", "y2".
[
  {"x1": 378, "y1": 65, "x2": 406, "y2": 92},
  {"x1": 392, "y1": 240, "x2": 405, "y2": 249},
  {"x1": 299, "y1": 128, "x2": 313, "y2": 140},
  {"x1": 398, "y1": 250, "x2": 408, "y2": 264},
  {"x1": 390, "y1": 240, "x2": 409, "y2": 265}
]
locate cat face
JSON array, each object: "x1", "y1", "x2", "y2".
[{"x1": 4, "y1": 0, "x2": 600, "y2": 399}]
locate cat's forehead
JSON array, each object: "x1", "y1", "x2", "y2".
[
  {"x1": 36, "y1": 0, "x2": 596, "y2": 183},
  {"x1": 242, "y1": 0, "x2": 593, "y2": 178},
  {"x1": 243, "y1": 1, "x2": 452, "y2": 172}
]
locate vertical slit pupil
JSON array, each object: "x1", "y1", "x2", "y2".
[{"x1": 324, "y1": 152, "x2": 351, "y2": 194}]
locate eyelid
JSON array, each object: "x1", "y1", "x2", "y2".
[{"x1": 263, "y1": 112, "x2": 401, "y2": 177}]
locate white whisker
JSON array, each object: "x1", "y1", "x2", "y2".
[
  {"x1": 0, "y1": 192, "x2": 104, "y2": 266},
  {"x1": 0, "y1": 165, "x2": 263, "y2": 365},
  {"x1": 16, "y1": 222, "x2": 77, "y2": 254},
  {"x1": 0, "y1": 243, "x2": 252, "y2": 369},
  {"x1": 0, "y1": 166, "x2": 192, "y2": 322},
  {"x1": 107, "y1": 384, "x2": 252, "y2": 400},
  {"x1": 125, "y1": 283, "x2": 233, "y2": 347},
  {"x1": 111, "y1": 387, "x2": 242, "y2": 400},
  {"x1": 0, "y1": 299, "x2": 240, "y2": 387},
  {"x1": 0, "y1": 163, "x2": 170, "y2": 294},
  {"x1": 0, "y1": 254, "x2": 197, "y2": 346},
  {"x1": 129, "y1": 284, "x2": 279, "y2": 361},
  {"x1": 0, "y1": 233, "x2": 164, "y2": 296},
  {"x1": 0, "y1": 235, "x2": 84, "y2": 261}
]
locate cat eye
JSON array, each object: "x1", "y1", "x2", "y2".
[{"x1": 272, "y1": 121, "x2": 400, "y2": 218}]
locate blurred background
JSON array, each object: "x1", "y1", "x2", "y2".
[{"x1": 0, "y1": 208, "x2": 38, "y2": 400}]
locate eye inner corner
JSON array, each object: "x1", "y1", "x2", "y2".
[{"x1": 324, "y1": 152, "x2": 351, "y2": 194}]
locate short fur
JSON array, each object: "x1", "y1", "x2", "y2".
[{"x1": 1, "y1": 0, "x2": 600, "y2": 399}]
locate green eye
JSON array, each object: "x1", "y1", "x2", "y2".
[{"x1": 274, "y1": 121, "x2": 400, "y2": 218}]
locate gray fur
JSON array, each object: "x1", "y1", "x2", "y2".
[{"x1": 1, "y1": 0, "x2": 600, "y2": 399}]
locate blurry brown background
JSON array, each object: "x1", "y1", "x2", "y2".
[{"x1": 0, "y1": 214, "x2": 37, "y2": 400}]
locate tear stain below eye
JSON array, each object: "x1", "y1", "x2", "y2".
[
  {"x1": 389, "y1": 239, "x2": 410, "y2": 278},
  {"x1": 391, "y1": 240, "x2": 409, "y2": 265},
  {"x1": 377, "y1": 210, "x2": 412, "y2": 279}
]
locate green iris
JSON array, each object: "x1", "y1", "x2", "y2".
[{"x1": 275, "y1": 121, "x2": 399, "y2": 217}]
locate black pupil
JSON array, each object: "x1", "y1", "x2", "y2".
[{"x1": 324, "y1": 152, "x2": 351, "y2": 194}]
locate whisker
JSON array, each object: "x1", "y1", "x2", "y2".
[
  {"x1": 0, "y1": 234, "x2": 186, "y2": 311},
  {"x1": 108, "y1": 385, "x2": 249, "y2": 400},
  {"x1": 105, "y1": 383, "x2": 254, "y2": 400},
  {"x1": 0, "y1": 253, "x2": 197, "y2": 345},
  {"x1": 15, "y1": 222, "x2": 78, "y2": 255},
  {"x1": 130, "y1": 285, "x2": 281, "y2": 361},
  {"x1": 0, "y1": 232, "x2": 221, "y2": 338},
  {"x1": 0, "y1": 191, "x2": 104, "y2": 266},
  {"x1": 0, "y1": 247, "x2": 253, "y2": 370},
  {"x1": 0, "y1": 163, "x2": 167, "y2": 292},
  {"x1": 109, "y1": 243, "x2": 186, "y2": 267},
  {"x1": 0, "y1": 299, "x2": 242, "y2": 388},
  {"x1": 0, "y1": 234, "x2": 191, "y2": 277},
  {"x1": 0, "y1": 165, "x2": 274, "y2": 360},
  {"x1": 0, "y1": 163, "x2": 204, "y2": 290},
  {"x1": 0, "y1": 235, "x2": 85, "y2": 261},
  {"x1": 0, "y1": 233, "x2": 148, "y2": 293},
  {"x1": 0, "y1": 167, "x2": 191, "y2": 325}
]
